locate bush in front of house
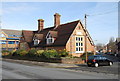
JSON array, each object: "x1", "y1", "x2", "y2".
[
  {"x1": 35, "y1": 50, "x2": 44, "y2": 57},
  {"x1": 42, "y1": 49, "x2": 59, "y2": 58},
  {"x1": 27, "y1": 48, "x2": 37, "y2": 57},
  {"x1": 19, "y1": 50, "x2": 28, "y2": 56},
  {"x1": 9, "y1": 50, "x2": 16, "y2": 56},
  {"x1": 2, "y1": 50, "x2": 10, "y2": 56},
  {"x1": 12, "y1": 49, "x2": 28, "y2": 56},
  {"x1": 58, "y1": 49, "x2": 69, "y2": 57}
]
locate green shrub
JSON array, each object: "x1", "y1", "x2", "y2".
[
  {"x1": 12, "y1": 49, "x2": 28, "y2": 56},
  {"x1": 36, "y1": 50, "x2": 44, "y2": 57},
  {"x1": 58, "y1": 49, "x2": 68, "y2": 57},
  {"x1": 9, "y1": 50, "x2": 16, "y2": 56},
  {"x1": 28, "y1": 48, "x2": 37, "y2": 57},
  {"x1": 42, "y1": 49, "x2": 58, "y2": 58},
  {"x1": 2, "y1": 50, "x2": 10, "y2": 56},
  {"x1": 2, "y1": 50, "x2": 9, "y2": 53},
  {"x1": 19, "y1": 50, "x2": 28, "y2": 56}
]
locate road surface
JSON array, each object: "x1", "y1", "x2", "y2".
[
  {"x1": 2, "y1": 61, "x2": 118, "y2": 79},
  {"x1": 66, "y1": 62, "x2": 118, "y2": 75}
]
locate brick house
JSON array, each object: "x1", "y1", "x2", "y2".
[{"x1": 20, "y1": 13, "x2": 95, "y2": 57}]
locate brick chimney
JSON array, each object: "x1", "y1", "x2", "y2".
[
  {"x1": 54, "y1": 13, "x2": 61, "y2": 27},
  {"x1": 38, "y1": 19, "x2": 44, "y2": 31}
]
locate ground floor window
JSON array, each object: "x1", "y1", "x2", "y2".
[
  {"x1": 8, "y1": 41, "x2": 15, "y2": 44},
  {"x1": 75, "y1": 36, "x2": 84, "y2": 53},
  {"x1": 1, "y1": 40, "x2": 6, "y2": 44}
]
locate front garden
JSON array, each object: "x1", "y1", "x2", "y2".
[{"x1": 2, "y1": 49, "x2": 94, "y2": 64}]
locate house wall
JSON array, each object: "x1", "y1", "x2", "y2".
[
  {"x1": 86, "y1": 38, "x2": 95, "y2": 52},
  {"x1": 66, "y1": 22, "x2": 95, "y2": 57},
  {"x1": 19, "y1": 42, "x2": 30, "y2": 50},
  {"x1": 1, "y1": 32, "x2": 20, "y2": 51}
]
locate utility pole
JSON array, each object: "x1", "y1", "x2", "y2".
[{"x1": 85, "y1": 14, "x2": 88, "y2": 62}]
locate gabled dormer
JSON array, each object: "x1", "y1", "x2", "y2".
[
  {"x1": 33, "y1": 34, "x2": 43, "y2": 45},
  {"x1": 46, "y1": 31, "x2": 57, "y2": 45}
]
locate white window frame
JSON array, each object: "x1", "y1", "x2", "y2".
[
  {"x1": 47, "y1": 38, "x2": 54, "y2": 44},
  {"x1": 34, "y1": 39, "x2": 40, "y2": 45},
  {"x1": 75, "y1": 36, "x2": 84, "y2": 53}
]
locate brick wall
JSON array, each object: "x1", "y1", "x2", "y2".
[{"x1": 66, "y1": 22, "x2": 95, "y2": 57}]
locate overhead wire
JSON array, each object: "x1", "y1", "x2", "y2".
[{"x1": 89, "y1": 6, "x2": 118, "y2": 16}]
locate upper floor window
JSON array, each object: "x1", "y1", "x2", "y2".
[
  {"x1": 46, "y1": 32, "x2": 55, "y2": 44},
  {"x1": 34, "y1": 39, "x2": 40, "y2": 45},
  {"x1": 76, "y1": 37, "x2": 83, "y2": 41},
  {"x1": 1, "y1": 40, "x2": 6, "y2": 44},
  {"x1": 8, "y1": 41, "x2": 15, "y2": 44},
  {"x1": 47, "y1": 38, "x2": 54, "y2": 44}
]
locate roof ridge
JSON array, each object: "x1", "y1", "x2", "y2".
[
  {"x1": 22, "y1": 30, "x2": 34, "y2": 31},
  {"x1": 59, "y1": 20, "x2": 80, "y2": 26},
  {"x1": 2, "y1": 29, "x2": 22, "y2": 31},
  {"x1": 41, "y1": 20, "x2": 80, "y2": 31}
]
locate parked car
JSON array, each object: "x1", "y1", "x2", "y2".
[
  {"x1": 105, "y1": 52, "x2": 115, "y2": 56},
  {"x1": 87, "y1": 55, "x2": 113, "y2": 67}
]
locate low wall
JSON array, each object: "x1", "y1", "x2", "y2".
[
  {"x1": 61, "y1": 58, "x2": 84, "y2": 64},
  {"x1": 3, "y1": 56, "x2": 85, "y2": 64}
]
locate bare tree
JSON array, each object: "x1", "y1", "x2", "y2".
[
  {"x1": 96, "y1": 43, "x2": 105, "y2": 52},
  {"x1": 107, "y1": 37, "x2": 116, "y2": 54}
]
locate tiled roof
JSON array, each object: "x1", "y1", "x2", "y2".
[
  {"x1": 22, "y1": 19, "x2": 94, "y2": 47},
  {"x1": 34, "y1": 34, "x2": 43, "y2": 40},
  {"x1": 36, "y1": 20, "x2": 80, "y2": 47},
  {"x1": 49, "y1": 31, "x2": 58, "y2": 38},
  {"x1": 2, "y1": 29, "x2": 22, "y2": 37},
  {"x1": 53, "y1": 20, "x2": 80, "y2": 46},
  {"x1": 22, "y1": 30, "x2": 34, "y2": 43}
]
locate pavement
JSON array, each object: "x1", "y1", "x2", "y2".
[{"x1": 2, "y1": 58, "x2": 79, "y2": 68}]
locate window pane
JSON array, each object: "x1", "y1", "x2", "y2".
[
  {"x1": 76, "y1": 43, "x2": 78, "y2": 46},
  {"x1": 79, "y1": 47, "x2": 81, "y2": 51},
  {"x1": 16, "y1": 41, "x2": 19, "y2": 44},
  {"x1": 79, "y1": 43, "x2": 80, "y2": 46},
  {"x1": 81, "y1": 47, "x2": 83, "y2": 51},
  {"x1": 79, "y1": 37, "x2": 80, "y2": 41},
  {"x1": 51, "y1": 39, "x2": 52, "y2": 43},
  {"x1": 76, "y1": 47, "x2": 78, "y2": 51},
  {"x1": 1, "y1": 41, "x2": 6, "y2": 44},
  {"x1": 81, "y1": 43, "x2": 83, "y2": 46},
  {"x1": 81, "y1": 37, "x2": 83, "y2": 41},
  {"x1": 76, "y1": 37, "x2": 78, "y2": 41},
  {"x1": 8, "y1": 41, "x2": 15, "y2": 44}
]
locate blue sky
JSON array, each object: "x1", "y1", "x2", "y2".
[{"x1": 2, "y1": 2, "x2": 118, "y2": 44}]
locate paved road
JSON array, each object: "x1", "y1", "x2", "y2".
[
  {"x1": 2, "y1": 61, "x2": 118, "y2": 79},
  {"x1": 65, "y1": 54, "x2": 119, "y2": 75},
  {"x1": 66, "y1": 62, "x2": 119, "y2": 75}
]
